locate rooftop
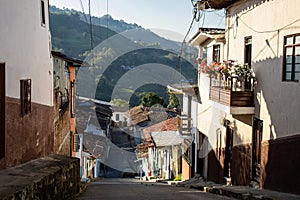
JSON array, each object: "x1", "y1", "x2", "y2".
[
  {"x1": 51, "y1": 51, "x2": 83, "y2": 66},
  {"x1": 189, "y1": 28, "x2": 225, "y2": 46}
]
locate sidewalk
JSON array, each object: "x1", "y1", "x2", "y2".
[{"x1": 176, "y1": 176, "x2": 300, "y2": 200}]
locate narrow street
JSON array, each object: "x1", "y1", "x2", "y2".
[{"x1": 76, "y1": 178, "x2": 235, "y2": 200}]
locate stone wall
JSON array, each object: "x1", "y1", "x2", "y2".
[{"x1": 0, "y1": 154, "x2": 80, "y2": 200}]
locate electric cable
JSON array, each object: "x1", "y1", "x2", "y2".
[
  {"x1": 79, "y1": 0, "x2": 88, "y2": 23},
  {"x1": 89, "y1": 0, "x2": 94, "y2": 49}
]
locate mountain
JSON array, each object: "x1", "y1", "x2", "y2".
[{"x1": 49, "y1": 6, "x2": 197, "y2": 106}]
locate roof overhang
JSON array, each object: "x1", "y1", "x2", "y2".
[
  {"x1": 52, "y1": 51, "x2": 84, "y2": 66},
  {"x1": 190, "y1": 32, "x2": 212, "y2": 46},
  {"x1": 206, "y1": 0, "x2": 241, "y2": 9},
  {"x1": 189, "y1": 28, "x2": 225, "y2": 47},
  {"x1": 167, "y1": 83, "x2": 200, "y2": 102}
]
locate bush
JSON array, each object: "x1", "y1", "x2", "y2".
[{"x1": 173, "y1": 173, "x2": 182, "y2": 181}]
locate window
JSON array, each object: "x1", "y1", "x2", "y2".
[
  {"x1": 245, "y1": 36, "x2": 252, "y2": 66},
  {"x1": 59, "y1": 88, "x2": 69, "y2": 111},
  {"x1": 41, "y1": 0, "x2": 46, "y2": 26},
  {"x1": 20, "y1": 79, "x2": 31, "y2": 116},
  {"x1": 70, "y1": 80, "x2": 75, "y2": 118},
  {"x1": 116, "y1": 114, "x2": 120, "y2": 121},
  {"x1": 213, "y1": 44, "x2": 221, "y2": 62},
  {"x1": 73, "y1": 134, "x2": 80, "y2": 152},
  {"x1": 283, "y1": 34, "x2": 300, "y2": 81}
]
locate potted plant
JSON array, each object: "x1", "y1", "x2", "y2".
[{"x1": 233, "y1": 63, "x2": 254, "y2": 90}]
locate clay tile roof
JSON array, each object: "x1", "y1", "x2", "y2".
[{"x1": 128, "y1": 105, "x2": 150, "y2": 126}]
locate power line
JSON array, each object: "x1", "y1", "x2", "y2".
[
  {"x1": 106, "y1": 0, "x2": 109, "y2": 39},
  {"x1": 79, "y1": 0, "x2": 88, "y2": 23},
  {"x1": 88, "y1": 0, "x2": 94, "y2": 49},
  {"x1": 239, "y1": 17, "x2": 300, "y2": 34},
  {"x1": 177, "y1": 16, "x2": 196, "y2": 69}
]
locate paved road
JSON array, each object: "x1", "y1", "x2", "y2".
[{"x1": 76, "y1": 178, "x2": 234, "y2": 200}]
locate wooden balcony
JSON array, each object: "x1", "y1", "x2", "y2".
[{"x1": 209, "y1": 76, "x2": 255, "y2": 115}]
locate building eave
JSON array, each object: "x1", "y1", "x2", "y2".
[
  {"x1": 189, "y1": 28, "x2": 225, "y2": 46},
  {"x1": 51, "y1": 51, "x2": 84, "y2": 66},
  {"x1": 206, "y1": 0, "x2": 241, "y2": 9}
]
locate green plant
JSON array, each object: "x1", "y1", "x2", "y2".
[
  {"x1": 233, "y1": 63, "x2": 253, "y2": 81},
  {"x1": 173, "y1": 173, "x2": 182, "y2": 181}
]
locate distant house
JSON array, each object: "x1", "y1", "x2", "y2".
[
  {"x1": 74, "y1": 98, "x2": 111, "y2": 178},
  {"x1": 52, "y1": 51, "x2": 83, "y2": 156},
  {"x1": 0, "y1": 0, "x2": 54, "y2": 169},
  {"x1": 168, "y1": 83, "x2": 200, "y2": 181},
  {"x1": 136, "y1": 118, "x2": 184, "y2": 180},
  {"x1": 111, "y1": 106, "x2": 129, "y2": 128},
  {"x1": 193, "y1": 0, "x2": 300, "y2": 194},
  {"x1": 128, "y1": 105, "x2": 172, "y2": 146}
]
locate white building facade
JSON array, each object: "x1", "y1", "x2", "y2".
[
  {"x1": 191, "y1": 0, "x2": 300, "y2": 194},
  {"x1": 0, "y1": 0, "x2": 54, "y2": 169}
]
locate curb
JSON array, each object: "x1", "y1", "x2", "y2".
[{"x1": 185, "y1": 184, "x2": 274, "y2": 200}]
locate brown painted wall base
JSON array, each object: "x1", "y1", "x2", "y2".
[
  {"x1": 206, "y1": 135, "x2": 300, "y2": 195},
  {"x1": 207, "y1": 144, "x2": 251, "y2": 185},
  {"x1": 0, "y1": 97, "x2": 54, "y2": 169},
  {"x1": 231, "y1": 144, "x2": 251, "y2": 186},
  {"x1": 261, "y1": 134, "x2": 300, "y2": 195},
  {"x1": 207, "y1": 149, "x2": 225, "y2": 184}
]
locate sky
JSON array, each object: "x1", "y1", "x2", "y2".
[{"x1": 49, "y1": 0, "x2": 225, "y2": 41}]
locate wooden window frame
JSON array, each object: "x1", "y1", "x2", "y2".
[
  {"x1": 213, "y1": 44, "x2": 221, "y2": 63},
  {"x1": 283, "y1": 33, "x2": 300, "y2": 82},
  {"x1": 20, "y1": 79, "x2": 32, "y2": 116},
  {"x1": 244, "y1": 36, "x2": 252, "y2": 67},
  {"x1": 40, "y1": 0, "x2": 46, "y2": 27},
  {"x1": 70, "y1": 80, "x2": 75, "y2": 118}
]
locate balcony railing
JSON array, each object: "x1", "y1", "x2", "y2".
[{"x1": 209, "y1": 75, "x2": 255, "y2": 107}]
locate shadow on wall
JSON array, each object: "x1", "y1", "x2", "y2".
[
  {"x1": 199, "y1": 126, "x2": 252, "y2": 185},
  {"x1": 254, "y1": 57, "x2": 300, "y2": 194},
  {"x1": 229, "y1": 0, "x2": 275, "y2": 17}
]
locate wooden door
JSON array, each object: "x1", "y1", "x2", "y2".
[
  {"x1": 252, "y1": 117, "x2": 263, "y2": 184},
  {"x1": 224, "y1": 126, "x2": 233, "y2": 178},
  {"x1": 0, "y1": 63, "x2": 5, "y2": 159}
]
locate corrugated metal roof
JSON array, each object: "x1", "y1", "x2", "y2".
[
  {"x1": 143, "y1": 118, "x2": 179, "y2": 142},
  {"x1": 151, "y1": 131, "x2": 184, "y2": 147}
]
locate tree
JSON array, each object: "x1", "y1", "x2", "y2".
[
  {"x1": 167, "y1": 93, "x2": 180, "y2": 109},
  {"x1": 140, "y1": 92, "x2": 166, "y2": 107},
  {"x1": 110, "y1": 98, "x2": 129, "y2": 107}
]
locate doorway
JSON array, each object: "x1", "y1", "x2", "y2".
[
  {"x1": 252, "y1": 117, "x2": 263, "y2": 185},
  {"x1": 0, "y1": 63, "x2": 5, "y2": 159},
  {"x1": 224, "y1": 125, "x2": 233, "y2": 178}
]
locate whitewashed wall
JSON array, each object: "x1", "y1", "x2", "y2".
[
  {"x1": 0, "y1": 0, "x2": 53, "y2": 106},
  {"x1": 227, "y1": 0, "x2": 300, "y2": 140}
]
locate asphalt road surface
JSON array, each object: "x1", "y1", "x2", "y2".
[{"x1": 76, "y1": 178, "x2": 234, "y2": 200}]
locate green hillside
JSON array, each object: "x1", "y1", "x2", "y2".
[{"x1": 49, "y1": 6, "x2": 197, "y2": 106}]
